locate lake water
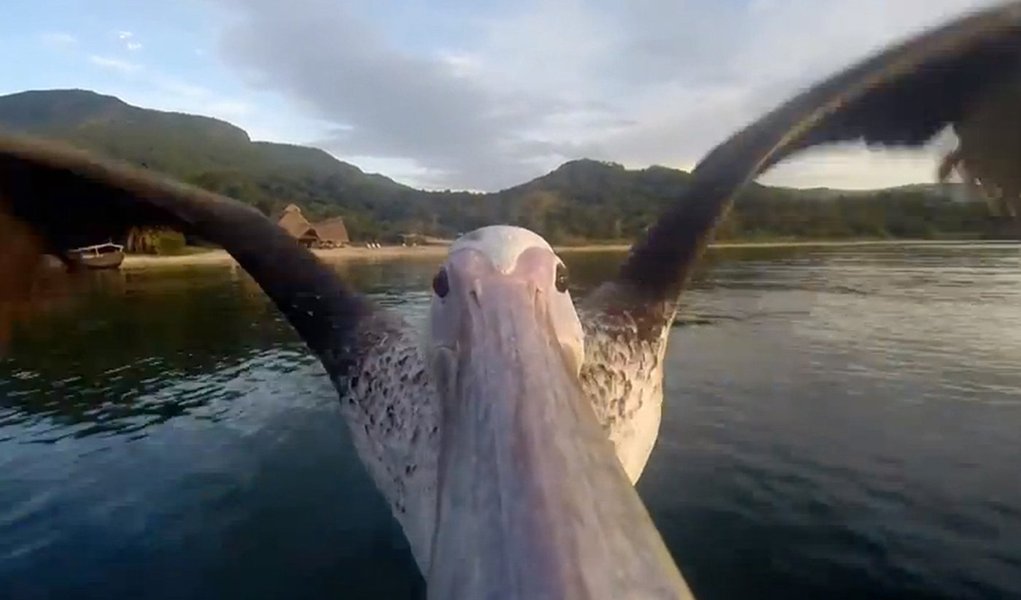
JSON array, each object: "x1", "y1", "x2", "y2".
[{"x1": 1, "y1": 243, "x2": 1020, "y2": 599}]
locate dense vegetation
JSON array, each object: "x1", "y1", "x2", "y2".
[{"x1": 0, "y1": 89, "x2": 1009, "y2": 243}]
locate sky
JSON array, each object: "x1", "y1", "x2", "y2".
[{"x1": 0, "y1": 0, "x2": 998, "y2": 191}]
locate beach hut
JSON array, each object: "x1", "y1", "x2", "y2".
[
  {"x1": 275, "y1": 204, "x2": 320, "y2": 248},
  {"x1": 276, "y1": 204, "x2": 351, "y2": 248},
  {"x1": 312, "y1": 216, "x2": 350, "y2": 248}
]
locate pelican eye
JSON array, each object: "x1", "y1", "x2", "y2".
[
  {"x1": 555, "y1": 263, "x2": 569, "y2": 293},
  {"x1": 432, "y1": 268, "x2": 450, "y2": 298}
]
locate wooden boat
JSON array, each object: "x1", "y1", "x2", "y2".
[{"x1": 67, "y1": 242, "x2": 125, "y2": 270}]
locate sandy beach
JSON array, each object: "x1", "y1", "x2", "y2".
[
  {"x1": 116, "y1": 239, "x2": 986, "y2": 270},
  {"x1": 121, "y1": 245, "x2": 451, "y2": 269}
]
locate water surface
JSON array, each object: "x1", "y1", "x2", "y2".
[{"x1": 2, "y1": 243, "x2": 1020, "y2": 599}]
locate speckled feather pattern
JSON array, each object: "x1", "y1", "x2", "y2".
[
  {"x1": 577, "y1": 303, "x2": 672, "y2": 483},
  {"x1": 332, "y1": 311, "x2": 439, "y2": 571},
  {"x1": 334, "y1": 300, "x2": 673, "y2": 572}
]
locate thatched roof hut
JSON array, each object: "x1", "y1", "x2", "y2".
[
  {"x1": 275, "y1": 204, "x2": 319, "y2": 247},
  {"x1": 275, "y1": 204, "x2": 350, "y2": 248},
  {"x1": 312, "y1": 216, "x2": 350, "y2": 247}
]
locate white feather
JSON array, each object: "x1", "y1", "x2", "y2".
[{"x1": 450, "y1": 225, "x2": 554, "y2": 273}]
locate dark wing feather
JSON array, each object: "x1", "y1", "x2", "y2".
[
  {"x1": 0, "y1": 132, "x2": 372, "y2": 377},
  {"x1": 594, "y1": 0, "x2": 1021, "y2": 318}
]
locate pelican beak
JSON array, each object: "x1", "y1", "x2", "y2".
[{"x1": 428, "y1": 274, "x2": 694, "y2": 599}]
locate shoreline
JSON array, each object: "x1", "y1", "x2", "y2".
[
  {"x1": 120, "y1": 238, "x2": 1007, "y2": 270},
  {"x1": 122, "y1": 245, "x2": 451, "y2": 269}
]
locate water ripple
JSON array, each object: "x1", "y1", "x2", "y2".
[{"x1": 1, "y1": 243, "x2": 1020, "y2": 599}]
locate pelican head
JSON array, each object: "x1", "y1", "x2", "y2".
[
  {"x1": 427, "y1": 225, "x2": 584, "y2": 376},
  {"x1": 424, "y1": 225, "x2": 691, "y2": 599}
]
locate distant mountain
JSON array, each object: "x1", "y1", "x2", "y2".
[
  {"x1": 0, "y1": 89, "x2": 415, "y2": 235},
  {"x1": 514, "y1": 159, "x2": 690, "y2": 195},
  {"x1": 499, "y1": 159, "x2": 994, "y2": 242},
  {"x1": 770, "y1": 181, "x2": 973, "y2": 202},
  {"x1": 0, "y1": 89, "x2": 1001, "y2": 242}
]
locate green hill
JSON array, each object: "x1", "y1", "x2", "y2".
[
  {"x1": 0, "y1": 89, "x2": 418, "y2": 236},
  {"x1": 0, "y1": 89, "x2": 1003, "y2": 242}
]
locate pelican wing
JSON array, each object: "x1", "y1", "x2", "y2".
[
  {"x1": 0, "y1": 132, "x2": 380, "y2": 379},
  {"x1": 573, "y1": 2, "x2": 1021, "y2": 480},
  {"x1": 0, "y1": 133, "x2": 442, "y2": 567},
  {"x1": 585, "y1": 1, "x2": 1021, "y2": 325}
]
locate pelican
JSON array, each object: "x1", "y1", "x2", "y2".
[{"x1": 3, "y1": 3, "x2": 1021, "y2": 597}]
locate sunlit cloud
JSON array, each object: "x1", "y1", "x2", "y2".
[
  {"x1": 116, "y1": 30, "x2": 143, "y2": 52},
  {"x1": 88, "y1": 55, "x2": 142, "y2": 73}
]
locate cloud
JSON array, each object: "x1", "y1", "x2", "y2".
[
  {"x1": 116, "y1": 30, "x2": 142, "y2": 51},
  {"x1": 471, "y1": 0, "x2": 992, "y2": 181},
  {"x1": 88, "y1": 55, "x2": 142, "y2": 73},
  {"x1": 216, "y1": 0, "x2": 569, "y2": 190},
  {"x1": 39, "y1": 32, "x2": 77, "y2": 49},
  {"x1": 212, "y1": 0, "x2": 995, "y2": 191}
]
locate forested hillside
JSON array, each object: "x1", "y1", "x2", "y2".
[{"x1": 0, "y1": 89, "x2": 1002, "y2": 243}]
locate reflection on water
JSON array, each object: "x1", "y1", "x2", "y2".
[{"x1": 2, "y1": 244, "x2": 1021, "y2": 599}]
